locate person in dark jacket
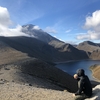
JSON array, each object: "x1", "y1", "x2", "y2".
[{"x1": 73, "y1": 69, "x2": 92, "y2": 100}]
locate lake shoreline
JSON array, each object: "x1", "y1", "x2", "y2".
[
  {"x1": 89, "y1": 65, "x2": 100, "y2": 82},
  {"x1": 54, "y1": 59, "x2": 95, "y2": 64}
]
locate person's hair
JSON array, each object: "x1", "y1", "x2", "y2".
[{"x1": 77, "y1": 69, "x2": 85, "y2": 77}]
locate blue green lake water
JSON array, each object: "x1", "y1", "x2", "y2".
[{"x1": 55, "y1": 60, "x2": 100, "y2": 80}]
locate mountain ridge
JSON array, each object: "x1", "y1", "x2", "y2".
[
  {"x1": 0, "y1": 36, "x2": 88, "y2": 64},
  {"x1": 1, "y1": 24, "x2": 100, "y2": 63}
]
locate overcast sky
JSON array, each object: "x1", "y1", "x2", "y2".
[{"x1": 0, "y1": 0, "x2": 100, "y2": 44}]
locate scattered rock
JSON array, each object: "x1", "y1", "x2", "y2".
[
  {"x1": 0, "y1": 81, "x2": 4, "y2": 84},
  {"x1": 29, "y1": 83, "x2": 32, "y2": 86},
  {"x1": 12, "y1": 80, "x2": 14, "y2": 82},
  {"x1": 4, "y1": 67, "x2": 10, "y2": 70}
]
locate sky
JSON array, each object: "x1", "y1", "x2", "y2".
[{"x1": 0, "y1": 0, "x2": 100, "y2": 44}]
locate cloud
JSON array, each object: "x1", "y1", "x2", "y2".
[
  {"x1": 65, "y1": 29, "x2": 71, "y2": 33},
  {"x1": 77, "y1": 30, "x2": 100, "y2": 40},
  {"x1": 77, "y1": 33, "x2": 89, "y2": 40},
  {"x1": 32, "y1": 26, "x2": 40, "y2": 30},
  {"x1": 44, "y1": 27, "x2": 57, "y2": 33},
  {"x1": 84, "y1": 10, "x2": 100, "y2": 29},
  {"x1": 0, "y1": 6, "x2": 28, "y2": 37},
  {"x1": 0, "y1": 6, "x2": 12, "y2": 26},
  {"x1": 77, "y1": 10, "x2": 100, "y2": 40}
]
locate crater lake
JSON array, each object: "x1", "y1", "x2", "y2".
[{"x1": 55, "y1": 60, "x2": 100, "y2": 80}]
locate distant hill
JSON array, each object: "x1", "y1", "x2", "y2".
[
  {"x1": 77, "y1": 41, "x2": 100, "y2": 52},
  {"x1": 77, "y1": 41, "x2": 100, "y2": 60}
]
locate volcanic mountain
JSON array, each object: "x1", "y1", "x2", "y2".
[{"x1": 22, "y1": 24, "x2": 62, "y2": 44}]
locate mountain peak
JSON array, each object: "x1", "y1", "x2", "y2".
[
  {"x1": 79, "y1": 41, "x2": 97, "y2": 46},
  {"x1": 21, "y1": 24, "x2": 61, "y2": 43}
]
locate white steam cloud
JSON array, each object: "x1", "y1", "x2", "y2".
[
  {"x1": 32, "y1": 26, "x2": 40, "y2": 30},
  {"x1": 44, "y1": 27, "x2": 57, "y2": 34},
  {"x1": 0, "y1": 6, "x2": 28, "y2": 37},
  {"x1": 77, "y1": 10, "x2": 100, "y2": 40}
]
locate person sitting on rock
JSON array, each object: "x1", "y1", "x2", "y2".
[{"x1": 73, "y1": 69, "x2": 92, "y2": 100}]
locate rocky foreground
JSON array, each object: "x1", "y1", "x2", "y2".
[
  {"x1": 0, "y1": 82, "x2": 75, "y2": 100},
  {"x1": 0, "y1": 81, "x2": 100, "y2": 100},
  {"x1": 0, "y1": 58, "x2": 76, "y2": 100},
  {"x1": 0, "y1": 58, "x2": 100, "y2": 100}
]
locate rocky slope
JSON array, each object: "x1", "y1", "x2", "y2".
[
  {"x1": 0, "y1": 82, "x2": 75, "y2": 100},
  {"x1": 0, "y1": 58, "x2": 78, "y2": 92},
  {"x1": 0, "y1": 60, "x2": 100, "y2": 100},
  {"x1": 0, "y1": 39, "x2": 30, "y2": 65},
  {"x1": 0, "y1": 81, "x2": 100, "y2": 100},
  {"x1": 0, "y1": 58, "x2": 100, "y2": 100},
  {"x1": 0, "y1": 36, "x2": 88, "y2": 63},
  {"x1": 0, "y1": 57, "x2": 79, "y2": 99}
]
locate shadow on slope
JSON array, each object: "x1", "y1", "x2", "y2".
[
  {"x1": 0, "y1": 36, "x2": 89, "y2": 63},
  {"x1": 0, "y1": 36, "x2": 62, "y2": 62},
  {"x1": 9, "y1": 58, "x2": 78, "y2": 92}
]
